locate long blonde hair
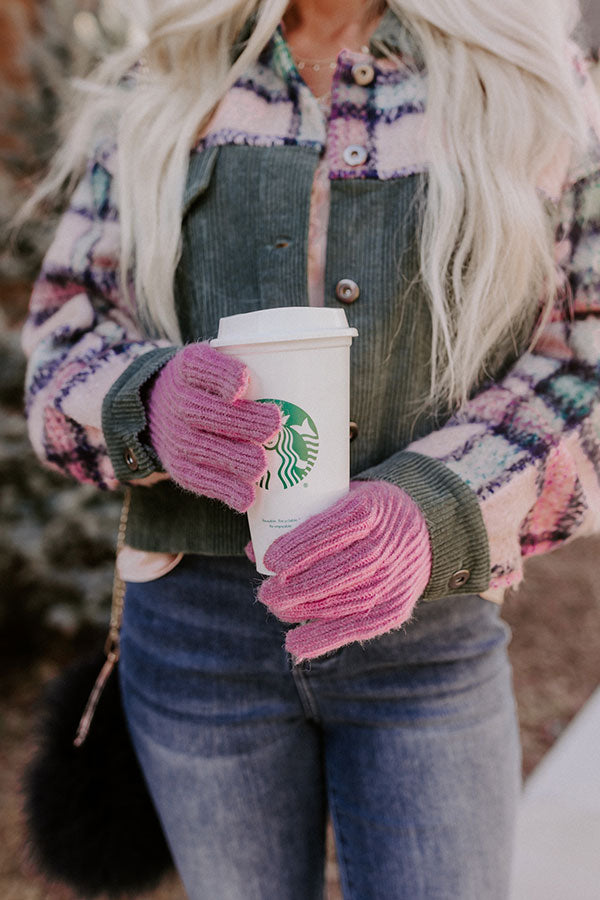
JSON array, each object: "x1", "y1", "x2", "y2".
[{"x1": 26, "y1": 0, "x2": 588, "y2": 407}]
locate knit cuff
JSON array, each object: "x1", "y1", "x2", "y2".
[
  {"x1": 356, "y1": 450, "x2": 490, "y2": 601},
  {"x1": 102, "y1": 346, "x2": 179, "y2": 483}
]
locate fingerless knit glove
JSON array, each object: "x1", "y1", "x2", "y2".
[
  {"x1": 257, "y1": 481, "x2": 432, "y2": 660},
  {"x1": 147, "y1": 343, "x2": 281, "y2": 512}
]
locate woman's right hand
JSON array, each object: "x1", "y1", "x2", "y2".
[{"x1": 146, "y1": 343, "x2": 281, "y2": 512}]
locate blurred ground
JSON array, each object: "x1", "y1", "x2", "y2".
[{"x1": 503, "y1": 540, "x2": 600, "y2": 774}]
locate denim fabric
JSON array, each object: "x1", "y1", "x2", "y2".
[{"x1": 120, "y1": 555, "x2": 521, "y2": 900}]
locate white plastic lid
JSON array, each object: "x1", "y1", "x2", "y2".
[{"x1": 210, "y1": 307, "x2": 358, "y2": 347}]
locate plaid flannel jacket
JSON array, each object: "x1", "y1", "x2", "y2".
[{"x1": 22, "y1": 9, "x2": 600, "y2": 601}]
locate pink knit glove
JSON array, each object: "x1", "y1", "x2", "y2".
[
  {"x1": 147, "y1": 343, "x2": 281, "y2": 512},
  {"x1": 257, "y1": 481, "x2": 432, "y2": 661}
]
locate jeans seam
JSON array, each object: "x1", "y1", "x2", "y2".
[
  {"x1": 291, "y1": 667, "x2": 321, "y2": 722},
  {"x1": 327, "y1": 772, "x2": 354, "y2": 900}
]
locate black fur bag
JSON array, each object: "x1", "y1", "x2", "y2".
[
  {"x1": 23, "y1": 652, "x2": 174, "y2": 898},
  {"x1": 22, "y1": 490, "x2": 175, "y2": 898}
]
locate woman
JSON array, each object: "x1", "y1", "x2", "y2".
[{"x1": 22, "y1": 0, "x2": 600, "y2": 897}]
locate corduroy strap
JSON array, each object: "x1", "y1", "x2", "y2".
[{"x1": 73, "y1": 488, "x2": 131, "y2": 748}]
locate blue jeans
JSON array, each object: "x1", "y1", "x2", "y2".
[{"x1": 120, "y1": 555, "x2": 521, "y2": 900}]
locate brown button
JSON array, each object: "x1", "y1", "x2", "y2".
[
  {"x1": 448, "y1": 569, "x2": 470, "y2": 590},
  {"x1": 335, "y1": 279, "x2": 360, "y2": 304},
  {"x1": 351, "y1": 63, "x2": 375, "y2": 86},
  {"x1": 124, "y1": 447, "x2": 139, "y2": 472},
  {"x1": 349, "y1": 421, "x2": 359, "y2": 441}
]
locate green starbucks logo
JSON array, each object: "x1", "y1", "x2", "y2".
[{"x1": 257, "y1": 399, "x2": 319, "y2": 489}]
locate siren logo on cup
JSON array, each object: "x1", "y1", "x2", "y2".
[{"x1": 256, "y1": 400, "x2": 319, "y2": 490}]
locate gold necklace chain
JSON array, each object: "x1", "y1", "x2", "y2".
[{"x1": 295, "y1": 44, "x2": 370, "y2": 71}]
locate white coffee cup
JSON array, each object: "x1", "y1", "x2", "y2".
[{"x1": 210, "y1": 307, "x2": 358, "y2": 574}]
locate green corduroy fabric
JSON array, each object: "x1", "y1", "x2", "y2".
[
  {"x1": 101, "y1": 144, "x2": 503, "y2": 599},
  {"x1": 357, "y1": 451, "x2": 490, "y2": 600},
  {"x1": 102, "y1": 347, "x2": 178, "y2": 482}
]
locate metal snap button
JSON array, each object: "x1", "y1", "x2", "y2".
[
  {"x1": 343, "y1": 145, "x2": 368, "y2": 167},
  {"x1": 351, "y1": 63, "x2": 375, "y2": 86},
  {"x1": 124, "y1": 447, "x2": 139, "y2": 472},
  {"x1": 335, "y1": 278, "x2": 360, "y2": 303},
  {"x1": 448, "y1": 569, "x2": 471, "y2": 590},
  {"x1": 349, "y1": 421, "x2": 359, "y2": 441}
]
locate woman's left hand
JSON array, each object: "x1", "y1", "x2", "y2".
[{"x1": 256, "y1": 481, "x2": 432, "y2": 661}]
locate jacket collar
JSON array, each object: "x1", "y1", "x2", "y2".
[{"x1": 369, "y1": 7, "x2": 425, "y2": 68}]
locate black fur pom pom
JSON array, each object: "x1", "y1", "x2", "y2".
[{"x1": 23, "y1": 653, "x2": 174, "y2": 898}]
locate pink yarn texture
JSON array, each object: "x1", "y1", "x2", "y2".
[
  {"x1": 147, "y1": 343, "x2": 281, "y2": 512},
  {"x1": 257, "y1": 480, "x2": 432, "y2": 661}
]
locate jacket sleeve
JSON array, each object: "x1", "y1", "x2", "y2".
[
  {"x1": 22, "y1": 139, "x2": 178, "y2": 490},
  {"x1": 358, "y1": 61, "x2": 600, "y2": 602}
]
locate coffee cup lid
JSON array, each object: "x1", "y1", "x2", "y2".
[{"x1": 210, "y1": 307, "x2": 358, "y2": 347}]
